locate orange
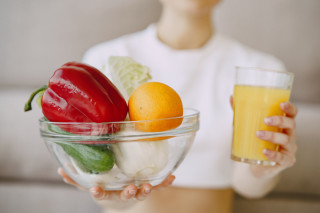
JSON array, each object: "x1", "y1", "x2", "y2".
[{"x1": 128, "y1": 82, "x2": 183, "y2": 132}]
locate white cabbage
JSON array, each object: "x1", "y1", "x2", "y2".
[
  {"x1": 106, "y1": 56, "x2": 169, "y2": 178},
  {"x1": 112, "y1": 140, "x2": 169, "y2": 178},
  {"x1": 107, "y1": 56, "x2": 151, "y2": 101}
]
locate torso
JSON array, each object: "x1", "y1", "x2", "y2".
[
  {"x1": 85, "y1": 26, "x2": 284, "y2": 213},
  {"x1": 106, "y1": 187, "x2": 234, "y2": 213}
]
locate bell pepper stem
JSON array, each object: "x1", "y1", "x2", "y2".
[{"x1": 24, "y1": 85, "x2": 48, "y2": 111}]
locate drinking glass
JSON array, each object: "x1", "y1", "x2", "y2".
[{"x1": 231, "y1": 67, "x2": 294, "y2": 166}]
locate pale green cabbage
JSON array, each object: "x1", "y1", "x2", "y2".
[
  {"x1": 107, "y1": 56, "x2": 169, "y2": 178},
  {"x1": 108, "y1": 56, "x2": 151, "y2": 101}
]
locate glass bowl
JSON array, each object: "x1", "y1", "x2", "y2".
[{"x1": 39, "y1": 108, "x2": 199, "y2": 190}]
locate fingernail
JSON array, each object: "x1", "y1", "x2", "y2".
[
  {"x1": 169, "y1": 178, "x2": 174, "y2": 185},
  {"x1": 57, "y1": 168, "x2": 62, "y2": 175},
  {"x1": 144, "y1": 187, "x2": 151, "y2": 194},
  {"x1": 129, "y1": 189, "x2": 136, "y2": 195},
  {"x1": 168, "y1": 176, "x2": 175, "y2": 185},
  {"x1": 256, "y1": 131, "x2": 265, "y2": 137},
  {"x1": 263, "y1": 149, "x2": 271, "y2": 155},
  {"x1": 264, "y1": 117, "x2": 273, "y2": 125},
  {"x1": 90, "y1": 188, "x2": 100, "y2": 196},
  {"x1": 280, "y1": 102, "x2": 288, "y2": 110}
]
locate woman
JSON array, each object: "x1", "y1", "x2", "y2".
[{"x1": 59, "y1": 0, "x2": 298, "y2": 212}]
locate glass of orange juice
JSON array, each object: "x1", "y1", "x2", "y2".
[{"x1": 231, "y1": 67, "x2": 294, "y2": 166}]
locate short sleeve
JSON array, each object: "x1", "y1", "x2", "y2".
[
  {"x1": 258, "y1": 55, "x2": 286, "y2": 72},
  {"x1": 82, "y1": 45, "x2": 106, "y2": 70}
]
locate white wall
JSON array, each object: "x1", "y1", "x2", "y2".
[
  {"x1": 1, "y1": 0, "x2": 319, "y2": 102},
  {"x1": 0, "y1": 0, "x2": 161, "y2": 87},
  {"x1": 215, "y1": 0, "x2": 320, "y2": 103}
]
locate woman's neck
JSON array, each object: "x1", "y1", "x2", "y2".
[{"x1": 157, "y1": 6, "x2": 214, "y2": 50}]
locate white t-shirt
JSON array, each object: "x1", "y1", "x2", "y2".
[{"x1": 82, "y1": 24, "x2": 285, "y2": 189}]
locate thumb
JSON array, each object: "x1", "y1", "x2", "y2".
[{"x1": 230, "y1": 96, "x2": 234, "y2": 110}]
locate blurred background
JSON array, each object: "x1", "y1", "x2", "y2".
[{"x1": 0, "y1": 0, "x2": 319, "y2": 212}]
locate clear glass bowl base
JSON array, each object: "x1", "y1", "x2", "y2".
[
  {"x1": 40, "y1": 108, "x2": 200, "y2": 190},
  {"x1": 231, "y1": 154, "x2": 276, "y2": 166}
]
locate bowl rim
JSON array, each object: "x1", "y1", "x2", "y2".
[
  {"x1": 39, "y1": 108, "x2": 200, "y2": 142},
  {"x1": 39, "y1": 108, "x2": 199, "y2": 125}
]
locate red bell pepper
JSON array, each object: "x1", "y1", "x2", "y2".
[{"x1": 25, "y1": 62, "x2": 128, "y2": 133}]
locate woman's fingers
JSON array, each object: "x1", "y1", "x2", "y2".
[
  {"x1": 90, "y1": 184, "x2": 153, "y2": 201},
  {"x1": 135, "y1": 184, "x2": 152, "y2": 201},
  {"x1": 281, "y1": 102, "x2": 298, "y2": 118},
  {"x1": 90, "y1": 186, "x2": 112, "y2": 200},
  {"x1": 89, "y1": 184, "x2": 152, "y2": 201},
  {"x1": 153, "y1": 175, "x2": 175, "y2": 191},
  {"x1": 230, "y1": 96, "x2": 234, "y2": 110},
  {"x1": 257, "y1": 131, "x2": 289, "y2": 146},
  {"x1": 59, "y1": 168, "x2": 173, "y2": 201},
  {"x1": 57, "y1": 168, "x2": 87, "y2": 190},
  {"x1": 252, "y1": 102, "x2": 298, "y2": 173},
  {"x1": 90, "y1": 185, "x2": 138, "y2": 201},
  {"x1": 259, "y1": 102, "x2": 297, "y2": 130},
  {"x1": 57, "y1": 167, "x2": 69, "y2": 180},
  {"x1": 263, "y1": 149, "x2": 296, "y2": 168},
  {"x1": 264, "y1": 116, "x2": 296, "y2": 130},
  {"x1": 257, "y1": 130, "x2": 298, "y2": 152},
  {"x1": 120, "y1": 185, "x2": 138, "y2": 200}
]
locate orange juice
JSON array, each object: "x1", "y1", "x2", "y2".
[{"x1": 231, "y1": 85, "x2": 291, "y2": 163}]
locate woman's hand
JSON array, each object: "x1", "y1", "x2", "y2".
[
  {"x1": 251, "y1": 101, "x2": 298, "y2": 177},
  {"x1": 57, "y1": 168, "x2": 175, "y2": 201},
  {"x1": 230, "y1": 97, "x2": 298, "y2": 178}
]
